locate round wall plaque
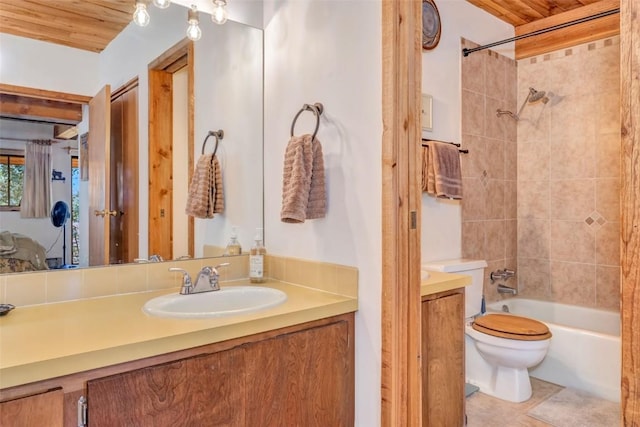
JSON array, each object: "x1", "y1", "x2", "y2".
[{"x1": 422, "y1": 0, "x2": 442, "y2": 50}]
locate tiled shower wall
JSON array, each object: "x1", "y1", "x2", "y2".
[
  {"x1": 460, "y1": 38, "x2": 518, "y2": 305},
  {"x1": 516, "y1": 37, "x2": 621, "y2": 311}
]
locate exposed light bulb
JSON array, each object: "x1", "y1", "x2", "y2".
[
  {"x1": 152, "y1": 0, "x2": 171, "y2": 8},
  {"x1": 133, "y1": 2, "x2": 150, "y2": 27},
  {"x1": 186, "y1": 6, "x2": 202, "y2": 41},
  {"x1": 211, "y1": 0, "x2": 228, "y2": 25}
]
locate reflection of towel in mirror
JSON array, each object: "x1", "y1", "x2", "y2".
[
  {"x1": 281, "y1": 134, "x2": 326, "y2": 223},
  {"x1": 421, "y1": 142, "x2": 463, "y2": 199},
  {"x1": 185, "y1": 154, "x2": 224, "y2": 218}
]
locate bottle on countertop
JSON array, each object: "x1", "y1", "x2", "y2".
[
  {"x1": 249, "y1": 228, "x2": 266, "y2": 283},
  {"x1": 225, "y1": 226, "x2": 242, "y2": 256}
]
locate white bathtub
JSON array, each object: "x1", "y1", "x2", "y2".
[{"x1": 487, "y1": 298, "x2": 621, "y2": 402}]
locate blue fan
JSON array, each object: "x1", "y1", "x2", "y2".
[{"x1": 50, "y1": 201, "x2": 70, "y2": 267}]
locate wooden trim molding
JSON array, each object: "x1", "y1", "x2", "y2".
[
  {"x1": 620, "y1": 0, "x2": 640, "y2": 423},
  {"x1": 381, "y1": 0, "x2": 422, "y2": 425},
  {"x1": 514, "y1": 0, "x2": 620, "y2": 59},
  {"x1": 0, "y1": 83, "x2": 91, "y2": 104}
]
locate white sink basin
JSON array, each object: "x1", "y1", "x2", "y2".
[{"x1": 143, "y1": 286, "x2": 287, "y2": 319}]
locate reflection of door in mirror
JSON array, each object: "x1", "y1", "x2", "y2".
[
  {"x1": 148, "y1": 40, "x2": 195, "y2": 262},
  {"x1": 110, "y1": 80, "x2": 140, "y2": 265}
]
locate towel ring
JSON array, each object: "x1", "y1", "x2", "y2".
[
  {"x1": 201, "y1": 129, "x2": 224, "y2": 156},
  {"x1": 290, "y1": 103, "x2": 324, "y2": 140}
]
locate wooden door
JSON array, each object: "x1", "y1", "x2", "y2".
[
  {"x1": 0, "y1": 388, "x2": 64, "y2": 427},
  {"x1": 88, "y1": 85, "x2": 111, "y2": 266},
  {"x1": 244, "y1": 319, "x2": 354, "y2": 426},
  {"x1": 110, "y1": 81, "x2": 139, "y2": 264},
  {"x1": 422, "y1": 291, "x2": 465, "y2": 427},
  {"x1": 86, "y1": 347, "x2": 245, "y2": 426}
]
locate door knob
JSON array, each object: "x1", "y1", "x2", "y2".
[
  {"x1": 94, "y1": 209, "x2": 106, "y2": 217},
  {"x1": 106, "y1": 210, "x2": 118, "y2": 217}
]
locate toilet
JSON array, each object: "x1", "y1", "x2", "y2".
[{"x1": 423, "y1": 259, "x2": 551, "y2": 403}]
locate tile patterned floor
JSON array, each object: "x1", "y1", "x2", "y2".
[{"x1": 466, "y1": 378, "x2": 563, "y2": 427}]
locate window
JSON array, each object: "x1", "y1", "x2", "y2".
[{"x1": 0, "y1": 150, "x2": 24, "y2": 210}]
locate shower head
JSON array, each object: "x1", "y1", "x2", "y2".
[{"x1": 528, "y1": 87, "x2": 549, "y2": 104}]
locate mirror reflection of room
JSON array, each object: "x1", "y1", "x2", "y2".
[{"x1": 0, "y1": 3, "x2": 263, "y2": 273}]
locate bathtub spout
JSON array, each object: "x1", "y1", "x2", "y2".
[{"x1": 497, "y1": 284, "x2": 518, "y2": 295}]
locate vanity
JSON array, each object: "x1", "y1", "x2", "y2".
[
  {"x1": 0, "y1": 261, "x2": 358, "y2": 426},
  {"x1": 420, "y1": 271, "x2": 471, "y2": 427}
]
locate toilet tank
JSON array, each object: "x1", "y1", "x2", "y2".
[{"x1": 422, "y1": 259, "x2": 488, "y2": 319}]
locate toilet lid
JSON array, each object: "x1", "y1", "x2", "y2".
[{"x1": 472, "y1": 314, "x2": 552, "y2": 341}]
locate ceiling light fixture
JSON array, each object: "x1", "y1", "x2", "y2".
[
  {"x1": 186, "y1": 5, "x2": 202, "y2": 41},
  {"x1": 153, "y1": 0, "x2": 171, "y2": 9},
  {"x1": 133, "y1": 1, "x2": 151, "y2": 27},
  {"x1": 211, "y1": 0, "x2": 228, "y2": 25}
]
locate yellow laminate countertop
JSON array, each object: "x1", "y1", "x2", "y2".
[
  {"x1": 0, "y1": 280, "x2": 357, "y2": 389},
  {"x1": 421, "y1": 271, "x2": 471, "y2": 297}
]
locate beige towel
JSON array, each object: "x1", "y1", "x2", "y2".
[
  {"x1": 422, "y1": 142, "x2": 463, "y2": 199},
  {"x1": 281, "y1": 134, "x2": 326, "y2": 223},
  {"x1": 185, "y1": 154, "x2": 224, "y2": 218}
]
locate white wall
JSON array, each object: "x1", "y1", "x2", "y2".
[
  {"x1": 420, "y1": 0, "x2": 513, "y2": 262},
  {"x1": 0, "y1": 33, "x2": 99, "y2": 95},
  {"x1": 263, "y1": 1, "x2": 381, "y2": 425}
]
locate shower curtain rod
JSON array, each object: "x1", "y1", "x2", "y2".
[{"x1": 462, "y1": 8, "x2": 620, "y2": 57}]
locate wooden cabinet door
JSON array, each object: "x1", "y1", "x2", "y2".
[
  {"x1": 244, "y1": 319, "x2": 354, "y2": 427},
  {"x1": 422, "y1": 291, "x2": 465, "y2": 427},
  {"x1": 86, "y1": 347, "x2": 245, "y2": 426},
  {"x1": 0, "y1": 387, "x2": 64, "y2": 427}
]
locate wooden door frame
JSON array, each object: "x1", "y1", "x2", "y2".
[
  {"x1": 381, "y1": 1, "x2": 640, "y2": 425},
  {"x1": 148, "y1": 39, "x2": 195, "y2": 260},
  {"x1": 620, "y1": 0, "x2": 639, "y2": 423},
  {"x1": 381, "y1": 1, "x2": 422, "y2": 425}
]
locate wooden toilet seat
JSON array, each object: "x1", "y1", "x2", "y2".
[{"x1": 472, "y1": 313, "x2": 552, "y2": 341}]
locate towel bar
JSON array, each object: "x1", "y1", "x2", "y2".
[
  {"x1": 201, "y1": 129, "x2": 224, "y2": 156},
  {"x1": 421, "y1": 138, "x2": 469, "y2": 154},
  {"x1": 291, "y1": 103, "x2": 324, "y2": 140}
]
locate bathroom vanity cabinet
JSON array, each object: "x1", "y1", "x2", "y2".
[
  {"x1": 0, "y1": 313, "x2": 354, "y2": 427},
  {"x1": 421, "y1": 288, "x2": 465, "y2": 427}
]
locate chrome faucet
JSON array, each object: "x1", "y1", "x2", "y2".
[
  {"x1": 169, "y1": 263, "x2": 230, "y2": 295},
  {"x1": 490, "y1": 268, "x2": 515, "y2": 283},
  {"x1": 497, "y1": 284, "x2": 518, "y2": 295}
]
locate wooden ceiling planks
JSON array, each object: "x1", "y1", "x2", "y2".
[
  {"x1": 0, "y1": 0, "x2": 132, "y2": 52},
  {"x1": 467, "y1": 0, "x2": 603, "y2": 25}
]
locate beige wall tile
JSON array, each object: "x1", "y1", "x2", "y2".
[
  {"x1": 549, "y1": 137, "x2": 596, "y2": 179},
  {"x1": 485, "y1": 53, "x2": 506, "y2": 100},
  {"x1": 549, "y1": 220, "x2": 595, "y2": 264},
  {"x1": 504, "y1": 141, "x2": 517, "y2": 180},
  {"x1": 47, "y1": 269, "x2": 83, "y2": 303},
  {"x1": 518, "y1": 141, "x2": 550, "y2": 181},
  {"x1": 116, "y1": 264, "x2": 148, "y2": 294},
  {"x1": 462, "y1": 221, "x2": 485, "y2": 260},
  {"x1": 461, "y1": 178, "x2": 486, "y2": 221},
  {"x1": 485, "y1": 180, "x2": 505, "y2": 220},
  {"x1": 517, "y1": 110, "x2": 549, "y2": 143},
  {"x1": 518, "y1": 180, "x2": 549, "y2": 219},
  {"x1": 461, "y1": 40, "x2": 485, "y2": 92},
  {"x1": 485, "y1": 138, "x2": 505, "y2": 179},
  {"x1": 549, "y1": 94, "x2": 596, "y2": 142},
  {"x1": 5, "y1": 272, "x2": 46, "y2": 306},
  {"x1": 81, "y1": 267, "x2": 118, "y2": 298},
  {"x1": 504, "y1": 180, "x2": 517, "y2": 220},
  {"x1": 460, "y1": 134, "x2": 487, "y2": 179},
  {"x1": 596, "y1": 178, "x2": 620, "y2": 222},
  {"x1": 461, "y1": 89, "x2": 485, "y2": 136},
  {"x1": 505, "y1": 220, "x2": 518, "y2": 257},
  {"x1": 596, "y1": 133, "x2": 621, "y2": 178},
  {"x1": 596, "y1": 265, "x2": 620, "y2": 311},
  {"x1": 549, "y1": 179, "x2": 595, "y2": 221},
  {"x1": 596, "y1": 221, "x2": 620, "y2": 266},
  {"x1": 518, "y1": 220, "x2": 550, "y2": 259},
  {"x1": 485, "y1": 220, "x2": 506, "y2": 261},
  {"x1": 486, "y1": 97, "x2": 507, "y2": 141},
  {"x1": 517, "y1": 258, "x2": 551, "y2": 300},
  {"x1": 550, "y1": 261, "x2": 596, "y2": 306}
]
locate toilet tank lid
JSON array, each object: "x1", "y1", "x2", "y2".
[{"x1": 422, "y1": 259, "x2": 488, "y2": 273}]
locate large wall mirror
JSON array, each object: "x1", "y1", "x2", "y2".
[{"x1": 0, "y1": 3, "x2": 263, "y2": 274}]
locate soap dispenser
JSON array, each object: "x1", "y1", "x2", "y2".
[
  {"x1": 225, "y1": 226, "x2": 242, "y2": 256},
  {"x1": 249, "y1": 228, "x2": 266, "y2": 283}
]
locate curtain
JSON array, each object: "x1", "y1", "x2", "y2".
[{"x1": 20, "y1": 140, "x2": 51, "y2": 218}]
